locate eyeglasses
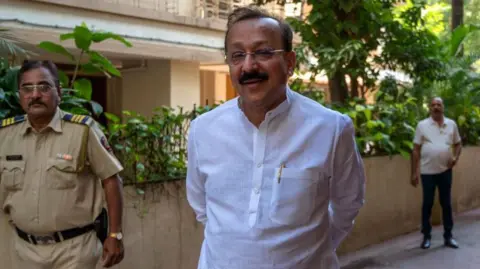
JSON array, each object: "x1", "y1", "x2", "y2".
[
  {"x1": 226, "y1": 49, "x2": 285, "y2": 65},
  {"x1": 20, "y1": 84, "x2": 54, "y2": 95}
]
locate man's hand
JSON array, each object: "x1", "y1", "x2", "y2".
[
  {"x1": 411, "y1": 173, "x2": 420, "y2": 187},
  {"x1": 448, "y1": 158, "x2": 457, "y2": 169},
  {"x1": 102, "y1": 237, "x2": 124, "y2": 268}
]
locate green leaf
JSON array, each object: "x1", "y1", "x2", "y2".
[
  {"x1": 0, "y1": 109, "x2": 9, "y2": 118},
  {"x1": 73, "y1": 78, "x2": 92, "y2": 100},
  {"x1": 88, "y1": 51, "x2": 121, "y2": 76},
  {"x1": 73, "y1": 25, "x2": 92, "y2": 51},
  {"x1": 458, "y1": 115, "x2": 466, "y2": 126},
  {"x1": 2, "y1": 66, "x2": 19, "y2": 91},
  {"x1": 58, "y1": 70, "x2": 70, "y2": 88},
  {"x1": 91, "y1": 32, "x2": 132, "y2": 47},
  {"x1": 105, "y1": 112, "x2": 120, "y2": 123},
  {"x1": 399, "y1": 149, "x2": 410, "y2": 159},
  {"x1": 355, "y1": 104, "x2": 365, "y2": 112},
  {"x1": 67, "y1": 107, "x2": 90, "y2": 115},
  {"x1": 90, "y1": 100, "x2": 103, "y2": 116},
  {"x1": 37, "y1": 41, "x2": 75, "y2": 61},
  {"x1": 402, "y1": 140, "x2": 414, "y2": 150},
  {"x1": 136, "y1": 162, "x2": 145, "y2": 172},
  {"x1": 60, "y1": 33, "x2": 75, "y2": 41}
]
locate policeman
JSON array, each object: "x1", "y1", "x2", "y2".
[{"x1": 0, "y1": 60, "x2": 125, "y2": 268}]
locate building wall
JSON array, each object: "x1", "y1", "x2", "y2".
[
  {"x1": 2, "y1": 147, "x2": 480, "y2": 269},
  {"x1": 170, "y1": 60, "x2": 201, "y2": 111},
  {"x1": 119, "y1": 59, "x2": 201, "y2": 116},
  {"x1": 121, "y1": 60, "x2": 172, "y2": 117}
]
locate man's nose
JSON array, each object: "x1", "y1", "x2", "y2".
[
  {"x1": 31, "y1": 88, "x2": 42, "y2": 98},
  {"x1": 242, "y1": 54, "x2": 258, "y2": 73}
]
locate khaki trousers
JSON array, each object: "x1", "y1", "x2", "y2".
[{"x1": 13, "y1": 230, "x2": 102, "y2": 269}]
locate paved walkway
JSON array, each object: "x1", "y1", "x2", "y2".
[{"x1": 339, "y1": 208, "x2": 480, "y2": 269}]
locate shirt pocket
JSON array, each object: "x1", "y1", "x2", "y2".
[
  {"x1": 269, "y1": 167, "x2": 320, "y2": 226},
  {"x1": 46, "y1": 158, "x2": 78, "y2": 190},
  {"x1": 0, "y1": 161, "x2": 26, "y2": 191}
]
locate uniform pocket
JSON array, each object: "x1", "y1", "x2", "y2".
[
  {"x1": 46, "y1": 158, "x2": 77, "y2": 189},
  {"x1": 269, "y1": 168, "x2": 320, "y2": 226},
  {"x1": 1, "y1": 161, "x2": 26, "y2": 191}
]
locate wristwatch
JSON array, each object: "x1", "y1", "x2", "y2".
[{"x1": 109, "y1": 232, "x2": 123, "y2": 240}]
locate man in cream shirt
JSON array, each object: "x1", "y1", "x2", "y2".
[
  {"x1": 186, "y1": 6, "x2": 366, "y2": 269},
  {"x1": 412, "y1": 97, "x2": 462, "y2": 249}
]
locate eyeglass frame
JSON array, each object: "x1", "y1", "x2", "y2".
[
  {"x1": 19, "y1": 84, "x2": 56, "y2": 95},
  {"x1": 225, "y1": 49, "x2": 286, "y2": 65}
]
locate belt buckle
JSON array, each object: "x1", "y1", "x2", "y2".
[{"x1": 32, "y1": 235, "x2": 56, "y2": 245}]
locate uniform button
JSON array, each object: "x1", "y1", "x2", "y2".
[{"x1": 257, "y1": 163, "x2": 262, "y2": 168}]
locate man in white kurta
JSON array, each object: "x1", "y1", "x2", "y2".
[{"x1": 186, "y1": 6, "x2": 366, "y2": 269}]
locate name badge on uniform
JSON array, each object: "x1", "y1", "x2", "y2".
[
  {"x1": 6, "y1": 155, "x2": 23, "y2": 161},
  {"x1": 57, "y1": 153, "x2": 73, "y2": 161}
]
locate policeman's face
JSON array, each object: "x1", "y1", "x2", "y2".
[
  {"x1": 19, "y1": 67, "x2": 61, "y2": 120},
  {"x1": 226, "y1": 17, "x2": 296, "y2": 108}
]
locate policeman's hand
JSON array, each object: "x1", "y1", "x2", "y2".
[
  {"x1": 410, "y1": 174, "x2": 419, "y2": 187},
  {"x1": 102, "y1": 237, "x2": 124, "y2": 268}
]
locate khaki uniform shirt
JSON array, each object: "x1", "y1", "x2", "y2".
[
  {"x1": 0, "y1": 108, "x2": 123, "y2": 234},
  {"x1": 413, "y1": 116, "x2": 461, "y2": 175}
]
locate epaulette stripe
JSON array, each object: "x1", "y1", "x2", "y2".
[
  {"x1": 14, "y1": 115, "x2": 25, "y2": 122},
  {"x1": 80, "y1": 116, "x2": 89, "y2": 124},
  {"x1": 62, "y1": 113, "x2": 90, "y2": 126},
  {"x1": 0, "y1": 115, "x2": 26, "y2": 128},
  {"x1": 63, "y1": 114, "x2": 73, "y2": 121},
  {"x1": 77, "y1": 115, "x2": 86, "y2": 123}
]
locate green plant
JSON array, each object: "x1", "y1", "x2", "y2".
[
  {"x1": 0, "y1": 58, "x2": 23, "y2": 118},
  {"x1": 0, "y1": 23, "x2": 132, "y2": 119},
  {"x1": 37, "y1": 22, "x2": 132, "y2": 116},
  {"x1": 106, "y1": 104, "x2": 218, "y2": 185}
]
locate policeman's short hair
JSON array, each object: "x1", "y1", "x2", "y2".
[
  {"x1": 224, "y1": 5, "x2": 294, "y2": 54},
  {"x1": 17, "y1": 60, "x2": 60, "y2": 89}
]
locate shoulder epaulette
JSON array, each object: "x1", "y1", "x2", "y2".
[
  {"x1": 0, "y1": 115, "x2": 26, "y2": 129},
  {"x1": 62, "y1": 113, "x2": 92, "y2": 125}
]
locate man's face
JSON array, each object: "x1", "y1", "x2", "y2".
[
  {"x1": 429, "y1": 98, "x2": 444, "y2": 117},
  {"x1": 19, "y1": 67, "x2": 61, "y2": 119},
  {"x1": 226, "y1": 17, "x2": 296, "y2": 107}
]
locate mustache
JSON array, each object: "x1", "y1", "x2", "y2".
[
  {"x1": 28, "y1": 100, "x2": 46, "y2": 108},
  {"x1": 239, "y1": 72, "x2": 269, "y2": 85}
]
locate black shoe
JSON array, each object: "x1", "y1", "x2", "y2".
[
  {"x1": 421, "y1": 238, "x2": 431, "y2": 249},
  {"x1": 444, "y1": 238, "x2": 459, "y2": 249}
]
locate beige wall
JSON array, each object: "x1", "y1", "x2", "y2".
[
  {"x1": 170, "y1": 60, "x2": 201, "y2": 111},
  {"x1": 2, "y1": 147, "x2": 480, "y2": 269},
  {"x1": 119, "y1": 59, "x2": 201, "y2": 117},
  {"x1": 121, "y1": 60, "x2": 171, "y2": 117}
]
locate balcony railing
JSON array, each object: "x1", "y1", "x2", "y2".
[{"x1": 102, "y1": 0, "x2": 303, "y2": 21}]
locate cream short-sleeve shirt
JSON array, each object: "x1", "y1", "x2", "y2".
[{"x1": 413, "y1": 117, "x2": 461, "y2": 175}]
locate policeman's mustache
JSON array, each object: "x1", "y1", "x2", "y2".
[
  {"x1": 239, "y1": 72, "x2": 269, "y2": 85},
  {"x1": 28, "y1": 100, "x2": 46, "y2": 108}
]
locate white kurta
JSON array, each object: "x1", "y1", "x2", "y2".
[{"x1": 187, "y1": 88, "x2": 366, "y2": 269}]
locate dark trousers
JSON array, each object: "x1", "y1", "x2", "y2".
[{"x1": 421, "y1": 169, "x2": 454, "y2": 239}]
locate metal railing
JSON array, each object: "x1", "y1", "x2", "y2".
[{"x1": 102, "y1": 0, "x2": 303, "y2": 20}]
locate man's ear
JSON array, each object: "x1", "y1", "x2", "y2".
[
  {"x1": 286, "y1": 51, "x2": 296, "y2": 77},
  {"x1": 57, "y1": 86, "x2": 62, "y2": 101}
]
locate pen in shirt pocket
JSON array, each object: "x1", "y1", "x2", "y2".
[{"x1": 277, "y1": 163, "x2": 286, "y2": 183}]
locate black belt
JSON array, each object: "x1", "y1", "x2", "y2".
[{"x1": 15, "y1": 224, "x2": 95, "y2": 245}]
